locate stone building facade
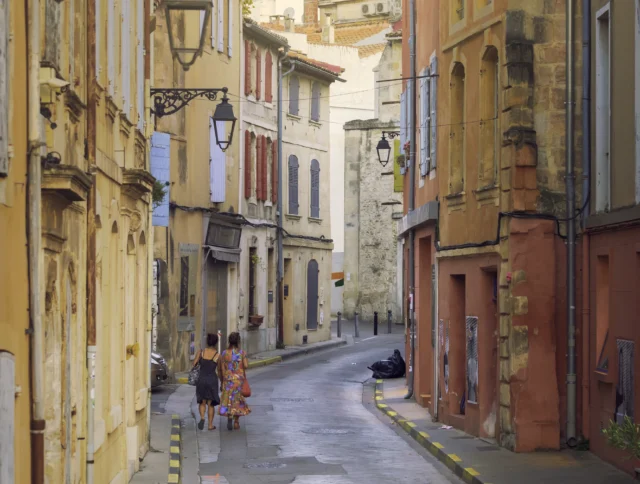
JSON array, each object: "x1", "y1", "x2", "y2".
[
  {"x1": 152, "y1": 1, "x2": 242, "y2": 373},
  {"x1": 400, "y1": 0, "x2": 584, "y2": 453},
  {"x1": 343, "y1": 31, "x2": 403, "y2": 324}
]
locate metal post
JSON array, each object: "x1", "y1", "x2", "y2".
[
  {"x1": 565, "y1": 0, "x2": 577, "y2": 448},
  {"x1": 374, "y1": 312, "x2": 378, "y2": 336},
  {"x1": 354, "y1": 312, "x2": 360, "y2": 338},
  {"x1": 387, "y1": 310, "x2": 392, "y2": 334},
  {"x1": 337, "y1": 312, "x2": 342, "y2": 339}
]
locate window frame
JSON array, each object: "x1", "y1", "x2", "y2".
[{"x1": 595, "y1": 3, "x2": 611, "y2": 213}]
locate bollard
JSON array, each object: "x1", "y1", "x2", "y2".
[
  {"x1": 387, "y1": 310, "x2": 392, "y2": 334},
  {"x1": 354, "y1": 312, "x2": 360, "y2": 338},
  {"x1": 374, "y1": 312, "x2": 378, "y2": 336},
  {"x1": 337, "y1": 312, "x2": 342, "y2": 338}
]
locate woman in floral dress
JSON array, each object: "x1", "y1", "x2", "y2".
[{"x1": 218, "y1": 332, "x2": 251, "y2": 430}]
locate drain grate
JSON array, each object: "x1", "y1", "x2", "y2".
[
  {"x1": 302, "y1": 428, "x2": 352, "y2": 435},
  {"x1": 244, "y1": 462, "x2": 287, "y2": 469},
  {"x1": 270, "y1": 398, "x2": 314, "y2": 403}
]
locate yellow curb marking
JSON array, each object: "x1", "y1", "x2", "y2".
[
  {"x1": 170, "y1": 446, "x2": 180, "y2": 453},
  {"x1": 171, "y1": 435, "x2": 180, "y2": 442},
  {"x1": 465, "y1": 468, "x2": 479, "y2": 476},
  {"x1": 405, "y1": 421, "x2": 417, "y2": 428},
  {"x1": 375, "y1": 390, "x2": 383, "y2": 395},
  {"x1": 419, "y1": 431, "x2": 430, "y2": 439},
  {"x1": 172, "y1": 425, "x2": 180, "y2": 429},
  {"x1": 172, "y1": 414, "x2": 180, "y2": 418},
  {"x1": 170, "y1": 459, "x2": 180, "y2": 467},
  {"x1": 377, "y1": 403, "x2": 388, "y2": 408},
  {"x1": 375, "y1": 396, "x2": 383, "y2": 401},
  {"x1": 376, "y1": 379, "x2": 383, "y2": 384},
  {"x1": 432, "y1": 442, "x2": 444, "y2": 449},
  {"x1": 448, "y1": 454, "x2": 462, "y2": 462},
  {"x1": 387, "y1": 411, "x2": 397, "y2": 417},
  {"x1": 168, "y1": 474, "x2": 179, "y2": 483}
]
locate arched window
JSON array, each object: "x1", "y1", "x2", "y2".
[
  {"x1": 480, "y1": 47, "x2": 499, "y2": 186},
  {"x1": 449, "y1": 62, "x2": 466, "y2": 194},
  {"x1": 288, "y1": 155, "x2": 299, "y2": 214},
  {"x1": 310, "y1": 159, "x2": 320, "y2": 218}
]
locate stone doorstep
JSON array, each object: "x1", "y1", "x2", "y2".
[{"x1": 375, "y1": 379, "x2": 637, "y2": 484}]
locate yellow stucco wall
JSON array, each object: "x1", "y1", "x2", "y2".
[{"x1": 0, "y1": 1, "x2": 31, "y2": 481}]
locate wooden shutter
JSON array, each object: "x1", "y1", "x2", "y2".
[
  {"x1": 244, "y1": 130, "x2": 251, "y2": 198},
  {"x1": 217, "y1": 0, "x2": 224, "y2": 52},
  {"x1": 430, "y1": 57, "x2": 438, "y2": 169},
  {"x1": 288, "y1": 155, "x2": 299, "y2": 214},
  {"x1": 420, "y1": 68, "x2": 430, "y2": 177},
  {"x1": 311, "y1": 82, "x2": 320, "y2": 122},
  {"x1": 210, "y1": 118, "x2": 226, "y2": 202},
  {"x1": 136, "y1": 0, "x2": 144, "y2": 130},
  {"x1": 121, "y1": 0, "x2": 131, "y2": 115},
  {"x1": 107, "y1": 0, "x2": 115, "y2": 95},
  {"x1": 256, "y1": 136, "x2": 263, "y2": 200},
  {"x1": 261, "y1": 136, "x2": 268, "y2": 199},
  {"x1": 393, "y1": 139, "x2": 404, "y2": 192},
  {"x1": 227, "y1": 0, "x2": 232, "y2": 57},
  {"x1": 399, "y1": 91, "x2": 406, "y2": 149},
  {"x1": 0, "y1": 0, "x2": 8, "y2": 176},
  {"x1": 310, "y1": 159, "x2": 320, "y2": 218},
  {"x1": 244, "y1": 40, "x2": 251, "y2": 96},
  {"x1": 256, "y1": 48, "x2": 262, "y2": 100},
  {"x1": 272, "y1": 142, "x2": 278, "y2": 203},
  {"x1": 265, "y1": 51, "x2": 273, "y2": 103},
  {"x1": 211, "y1": 0, "x2": 216, "y2": 47},
  {"x1": 289, "y1": 76, "x2": 299, "y2": 115},
  {"x1": 150, "y1": 132, "x2": 171, "y2": 226},
  {"x1": 96, "y1": 0, "x2": 101, "y2": 81}
]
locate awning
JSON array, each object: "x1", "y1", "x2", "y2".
[{"x1": 204, "y1": 245, "x2": 241, "y2": 263}]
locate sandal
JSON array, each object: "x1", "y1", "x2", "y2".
[
  {"x1": 227, "y1": 418, "x2": 233, "y2": 431},
  {"x1": 198, "y1": 420, "x2": 205, "y2": 431},
  {"x1": 208, "y1": 425, "x2": 216, "y2": 430},
  {"x1": 234, "y1": 419, "x2": 240, "y2": 430}
]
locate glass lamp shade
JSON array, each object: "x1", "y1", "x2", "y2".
[
  {"x1": 212, "y1": 95, "x2": 237, "y2": 152},
  {"x1": 376, "y1": 136, "x2": 392, "y2": 167},
  {"x1": 164, "y1": 0, "x2": 211, "y2": 71}
]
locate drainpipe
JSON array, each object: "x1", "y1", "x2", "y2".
[
  {"x1": 276, "y1": 49, "x2": 293, "y2": 348},
  {"x1": 580, "y1": 0, "x2": 591, "y2": 440},
  {"x1": 27, "y1": 0, "x2": 45, "y2": 481},
  {"x1": 405, "y1": 0, "x2": 417, "y2": 400},
  {"x1": 565, "y1": 0, "x2": 577, "y2": 448}
]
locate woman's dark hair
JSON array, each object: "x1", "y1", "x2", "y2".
[
  {"x1": 228, "y1": 332, "x2": 240, "y2": 348},
  {"x1": 207, "y1": 333, "x2": 219, "y2": 348}
]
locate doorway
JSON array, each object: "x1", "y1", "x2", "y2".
[
  {"x1": 207, "y1": 258, "x2": 228, "y2": 350},
  {"x1": 306, "y1": 260, "x2": 319, "y2": 330}
]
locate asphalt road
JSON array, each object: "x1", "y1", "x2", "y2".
[{"x1": 187, "y1": 332, "x2": 463, "y2": 484}]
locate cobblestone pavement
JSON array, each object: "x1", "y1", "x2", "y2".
[{"x1": 185, "y1": 333, "x2": 462, "y2": 484}]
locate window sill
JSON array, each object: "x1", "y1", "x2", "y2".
[
  {"x1": 286, "y1": 214, "x2": 301, "y2": 221},
  {"x1": 308, "y1": 217, "x2": 322, "y2": 224},
  {"x1": 445, "y1": 191, "x2": 467, "y2": 208},
  {"x1": 287, "y1": 113, "x2": 302, "y2": 122},
  {"x1": 474, "y1": 184, "x2": 499, "y2": 201},
  {"x1": 265, "y1": 201, "x2": 273, "y2": 207},
  {"x1": 264, "y1": 102, "x2": 274, "y2": 109},
  {"x1": 309, "y1": 119, "x2": 322, "y2": 127}
]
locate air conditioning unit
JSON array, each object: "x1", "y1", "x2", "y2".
[
  {"x1": 376, "y1": 2, "x2": 390, "y2": 14},
  {"x1": 362, "y1": 3, "x2": 377, "y2": 16}
]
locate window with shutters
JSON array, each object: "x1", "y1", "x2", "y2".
[
  {"x1": 0, "y1": 0, "x2": 8, "y2": 177},
  {"x1": 261, "y1": 136, "x2": 268, "y2": 200},
  {"x1": 136, "y1": 0, "x2": 144, "y2": 130},
  {"x1": 310, "y1": 159, "x2": 320, "y2": 218},
  {"x1": 121, "y1": 0, "x2": 131, "y2": 116},
  {"x1": 43, "y1": 0, "x2": 62, "y2": 74},
  {"x1": 266, "y1": 139, "x2": 272, "y2": 201},
  {"x1": 289, "y1": 75, "x2": 300, "y2": 116},
  {"x1": 107, "y1": 0, "x2": 115, "y2": 95},
  {"x1": 419, "y1": 68, "x2": 431, "y2": 177},
  {"x1": 449, "y1": 62, "x2": 465, "y2": 194},
  {"x1": 251, "y1": 133, "x2": 257, "y2": 199},
  {"x1": 310, "y1": 82, "x2": 321, "y2": 122},
  {"x1": 256, "y1": 135, "x2": 267, "y2": 201},
  {"x1": 255, "y1": 48, "x2": 262, "y2": 100},
  {"x1": 244, "y1": 40, "x2": 251, "y2": 96},
  {"x1": 400, "y1": 90, "x2": 406, "y2": 155},
  {"x1": 217, "y1": 0, "x2": 224, "y2": 52},
  {"x1": 150, "y1": 132, "x2": 171, "y2": 226},
  {"x1": 479, "y1": 47, "x2": 499, "y2": 186},
  {"x1": 393, "y1": 139, "x2": 403, "y2": 192},
  {"x1": 430, "y1": 57, "x2": 438, "y2": 170},
  {"x1": 288, "y1": 155, "x2": 299, "y2": 214},
  {"x1": 265, "y1": 51, "x2": 273, "y2": 103},
  {"x1": 227, "y1": 0, "x2": 233, "y2": 57}
]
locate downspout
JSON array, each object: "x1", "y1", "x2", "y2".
[
  {"x1": 405, "y1": 0, "x2": 417, "y2": 400},
  {"x1": 580, "y1": 0, "x2": 591, "y2": 440},
  {"x1": 276, "y1": 50, "x2": 293, "y2": 348},
  {"x1": 566, "y1": 0, "x2": 577, "y2": 447},
  {"x1": 27, "y1": 0, "x2": 45, "y2": 480}
]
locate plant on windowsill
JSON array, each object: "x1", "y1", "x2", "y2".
[
  {"x1": 603, "y1": 416, "x2": 640, "y2": 477},
  {"x1": 396, "y1": 154, "x2": 406, "y2": 168}
]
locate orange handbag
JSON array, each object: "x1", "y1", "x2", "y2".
[{"x1": 241, "y1": 377, "x2": 251, "y2": 398}]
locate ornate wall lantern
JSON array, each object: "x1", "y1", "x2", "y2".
[
  {"x1": 164, "y1": 0, "x2": 212, "y2": 71},
  {"x1": 376, "y1": 131, "x2": 400, "y2": 167}
]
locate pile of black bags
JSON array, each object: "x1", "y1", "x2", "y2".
[{"x1": 368, "y1": 349, "x2": 406, "y2": 379}]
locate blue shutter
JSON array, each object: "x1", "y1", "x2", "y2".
[
  {"x1": 151, "y1": 132, "x2": 171, "y2": 226},
  {"x1": 289, "y1": 76, "x2": 299, "y2": 116},
  {"x1": 420, "y1": 72, "x2": 428, "y2": 177},
  {"x1": 430, "y1": 57, "x2": 438, "y2": 169},
  {"x1": 288, "y1": 155, "x2": 299, "y2": 214},
  {"x1": 400, "y1": 91, "x2": 406, "y2": 149},
  {"x1": 311, "y1": 82, "x2": 320, "y2": 122},
  {"x1": 210, "y1": 118, "x2": 226, "y2": 203},
  {"x1": 310, "y1": 159, "x2": 320, "y2": 218}
]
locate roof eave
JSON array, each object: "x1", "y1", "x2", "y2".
[
  {"x1": 243, "y1": 20, "x2": 290, "y2": 48},
  {"x1": 285, "y1": 59, "x2": 345, "y2": 83}
]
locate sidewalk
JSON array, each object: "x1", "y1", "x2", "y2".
[{"x1": 375, "y1": 378, "x2": 636, "y2": 484}]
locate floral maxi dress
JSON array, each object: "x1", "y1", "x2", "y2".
[{"x1": 218, "y1": 349, "x2": 251, "y2": 417}]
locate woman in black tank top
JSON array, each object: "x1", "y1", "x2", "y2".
[{"x1": 193, "y1": 333, "x2": 221, "y2": 430}]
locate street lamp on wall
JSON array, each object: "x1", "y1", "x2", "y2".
[
  {"x1": 164, "y1": 0, "x2": 212, "y2": 71},
  {"x1": 150, "y1": 87, "x2": 236, "y2": 151},
  {"x1": 376, "y1": 131, "x2": 400, "y2": 167}
]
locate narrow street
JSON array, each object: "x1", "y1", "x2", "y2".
[{"x1": 179, "y1": 332, "x2": 463, "y2": 484}]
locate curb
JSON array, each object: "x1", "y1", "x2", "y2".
[
  {"x1": 176, "y1": 376, "x2": 188, "y2": 384},
  {"x1": 168, "y1": 414, "x2": 181, "y2": 483},
  {"x1": 247, "y1": 355, "x2": 282, "y2": 369},
  {"x1": 374, "y1": 380, "x2": 485, "y2": 484}
]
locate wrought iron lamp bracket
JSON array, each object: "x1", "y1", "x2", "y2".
[
  {"x1": 151, "y1": 87, "x2": 228, "y2": 118},
  {"x1": 382, "y1": 131, "x2": 400, "y2": 139}
]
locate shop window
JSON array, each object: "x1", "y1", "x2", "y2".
[{"x1": 616, "y1": 340, "x2": 635, "y2": 423}]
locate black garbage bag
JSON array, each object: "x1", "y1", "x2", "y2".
[{"x1": 368, "y1": 349, "x2": 406, "y2": 379}]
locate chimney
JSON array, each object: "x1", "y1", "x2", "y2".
[
  {"x1": 285, "y1": 16, "x2": 295, "y2": 32},
  {"x1": 321, "y1": 14, "x2": 334, "y2": 43},
  {"x1": 303, "y1": 0, "x2": 319, "y2": 25}
]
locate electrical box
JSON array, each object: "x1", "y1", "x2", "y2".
[
  {"x1": 284, "y1": 285, "x2": 289, "y2": 297},
  {"x1": 268, "y1": 290, "x2": 273, "y2": 303}
]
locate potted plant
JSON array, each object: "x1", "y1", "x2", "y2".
[
  {"x1": 603, "y1": 416, "x2": 640, "y2": 479},
  {"x1": 396, "y1": 153, "x2": 406, "y2": 169},
  {"x1": 248, "y1": 314, "x2": 264, "y2": 328}
]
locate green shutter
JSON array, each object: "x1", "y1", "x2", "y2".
[{"x1": 394, "y1": 139, "x2": 403, "y2": 192}]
